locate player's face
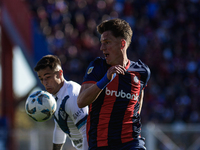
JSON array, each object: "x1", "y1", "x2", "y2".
[
  {"x1": 37, "y1": 67, "x2": 62, "y2": 95},
  {"x1": 100, "y1": 31, "x2": 123, "y2": 66}
]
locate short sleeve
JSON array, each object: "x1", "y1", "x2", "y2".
[
  {"x1": 53, "y1": 121, "x2": 67, "y2": 144},
  {"x1": 66, "y1": 95, "x2": 88, "y2": 129},
  {"x1": 82, "y1": 57, "x2": 109, "y2": 84},
  {"x1": 138, "y1": 59, "x2": 151, "y2": 88}
]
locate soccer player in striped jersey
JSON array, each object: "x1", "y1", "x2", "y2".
[
  {"x1": 77, "y1": 19, "x2": 150, "y2": 150},
  {"x1": 34, "y1": 55, "x2": 88, "y2": 150}
]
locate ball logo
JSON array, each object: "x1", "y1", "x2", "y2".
[{"x1": 105, "y1": 87, "x2": 139, "y2": 100}]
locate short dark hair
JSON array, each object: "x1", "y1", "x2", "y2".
[
  {"x1": 97, "y1": 18, "x2": 133, "y2": 47},
  {"x1": 34, "y1": 55, "x2": 61, "y2": 72}
]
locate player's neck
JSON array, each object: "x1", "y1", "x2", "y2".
[
  {"x1": 111, "y1": 58, "x2": 129, "y2": 68},
  {"x1": 123, "y1": 58, "x2": 129, "y2": 68}
]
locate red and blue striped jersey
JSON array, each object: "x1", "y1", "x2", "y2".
[{"x1": 82, "y1": 57, "x2": 151, "y2": 149}]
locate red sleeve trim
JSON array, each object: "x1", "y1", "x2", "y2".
[{"x1": 82, "y1": 81, "x2": 97, "y2": 85}]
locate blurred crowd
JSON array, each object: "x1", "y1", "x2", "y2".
[{"x1": 26, "y1": 0, "x2": 200, "y2": 124}]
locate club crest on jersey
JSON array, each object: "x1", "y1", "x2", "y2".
[
  {"x1": 87, "y1": 67, "x2": 94, "y2": 74},
  {"x1": 133, "y1": 76, "x2": 139, "y2": 84}
]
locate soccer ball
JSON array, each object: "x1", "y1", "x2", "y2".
[{"x1": 25, "y1": 90, "x2": 57, "y2": 122}]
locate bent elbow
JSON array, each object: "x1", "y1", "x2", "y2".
[{"x1": 77, "y1": 98, "x2": 85, "y2": 108}]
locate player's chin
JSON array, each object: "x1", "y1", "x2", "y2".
[
  {"x1": 106, "y1": 60, "x2": 113, "y2": 66},
  {"x1": 105, "y1": 59, "x2": 111, "y2": 65},
  {"x1": 46, "y1": 88, "x2": 53, "y2": 94}
]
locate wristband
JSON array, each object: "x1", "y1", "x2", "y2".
[{"x1": 96, "y1": 73, "x2": 110, "y2": 89}]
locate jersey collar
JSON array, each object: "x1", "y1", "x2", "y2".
[{"x1": 54, "y1": 80, "x2": 67, "y2": 100}]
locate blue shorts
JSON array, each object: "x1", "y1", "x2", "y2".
[{"x1": 89, "y1": 137, "x2": 146, "y2": 150}]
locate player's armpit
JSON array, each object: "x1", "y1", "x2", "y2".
[{"x1": 53, "y1": 143, "x2": 64, "y2": 150}]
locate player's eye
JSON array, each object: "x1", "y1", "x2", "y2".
[
  {"x1": 103, "y1": 40, "x2": 110, "y2": 44},
  {"x1": 44, "y1": 76, "x2": 51, "y2": 81}
]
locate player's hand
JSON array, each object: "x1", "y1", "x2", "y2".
[{"x1": 107, "y1": 65, "x2": 126, "y2": 80}]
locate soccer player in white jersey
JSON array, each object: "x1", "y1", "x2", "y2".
[{"x1": 34, "y1": 55, "x2": 88, "y2": 150}]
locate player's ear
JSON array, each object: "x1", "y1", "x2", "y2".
[
  {"x1": 121, "y1": 39, "x2": 126, "y2": 49},
  {"x1": 59, "y1": 70, "x2": 63, "y2": 77}
]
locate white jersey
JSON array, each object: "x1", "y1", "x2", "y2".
[{"x1": 53, "y1": 80, "x2": 88, "y2": 150}]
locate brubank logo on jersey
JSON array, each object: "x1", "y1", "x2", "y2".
[{"x1": 105, "y1": 87, "x2": 139, "y2": 100}]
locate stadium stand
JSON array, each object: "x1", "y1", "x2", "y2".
[{"x1": 26, "y1": 0, "x2": 200, "y2": 125}]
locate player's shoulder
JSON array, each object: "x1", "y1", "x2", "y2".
[
  {"x1": 130, "y1": 59, "x2": 151, "y2": 83},
  {"x1": 65, "y1": 80, "x2": 81, "y2": 95},
  {"x1": 130, "y1": 59, "x2": 150, "y2": 72},
  {"x1": 62, "y1": 81, "x2": 80, "y2": 108},
  {"x1": 67, "y1": 80, "x2": 81, "y2": 87},
  {"x1": 129, "y1": 59, "x2": 151, "y2": 80},
  {"x1": 85, "y1": 57, "x2": 108, "y2": 76},
  {"x1": 90, "y1": 57, "x2": 107, "y2": 66}
]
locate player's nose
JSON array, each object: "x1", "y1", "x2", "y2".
[
  {"x1": 100, "y1": 44, "x2": 106, "y2": 51},
  {"x1": 43, "y1": 80, "x2": 48, "y2": 87}
]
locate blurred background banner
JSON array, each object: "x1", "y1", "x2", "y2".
[
  {"x1": 1, "y1": 0, "x2": 49, "y2": 149},
  {"x1": 1, "y1": 0, "x2": 200, "y2": 150},
  {"x1": 1, "y1": 0, "x2": 50, "y2": 70}
]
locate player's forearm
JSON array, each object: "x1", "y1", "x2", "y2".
[
  {"x1": 78, "y1": 72, "x2": 112, "y2": 108},
  {"x1": 77, "y1": 84, "x2": 102, "y2": 108},
  {"x1": 53, "y1": 143, "x2": 64, "y2": 150}
]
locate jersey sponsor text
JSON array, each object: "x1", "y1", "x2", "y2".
[{"x1": 105, "y1": 87, "x2": 139, "y2": 100}]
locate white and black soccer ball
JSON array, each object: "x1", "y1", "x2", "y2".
[{"x1": 25, "y1": 90, "x2": 57, "y2": 122}]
